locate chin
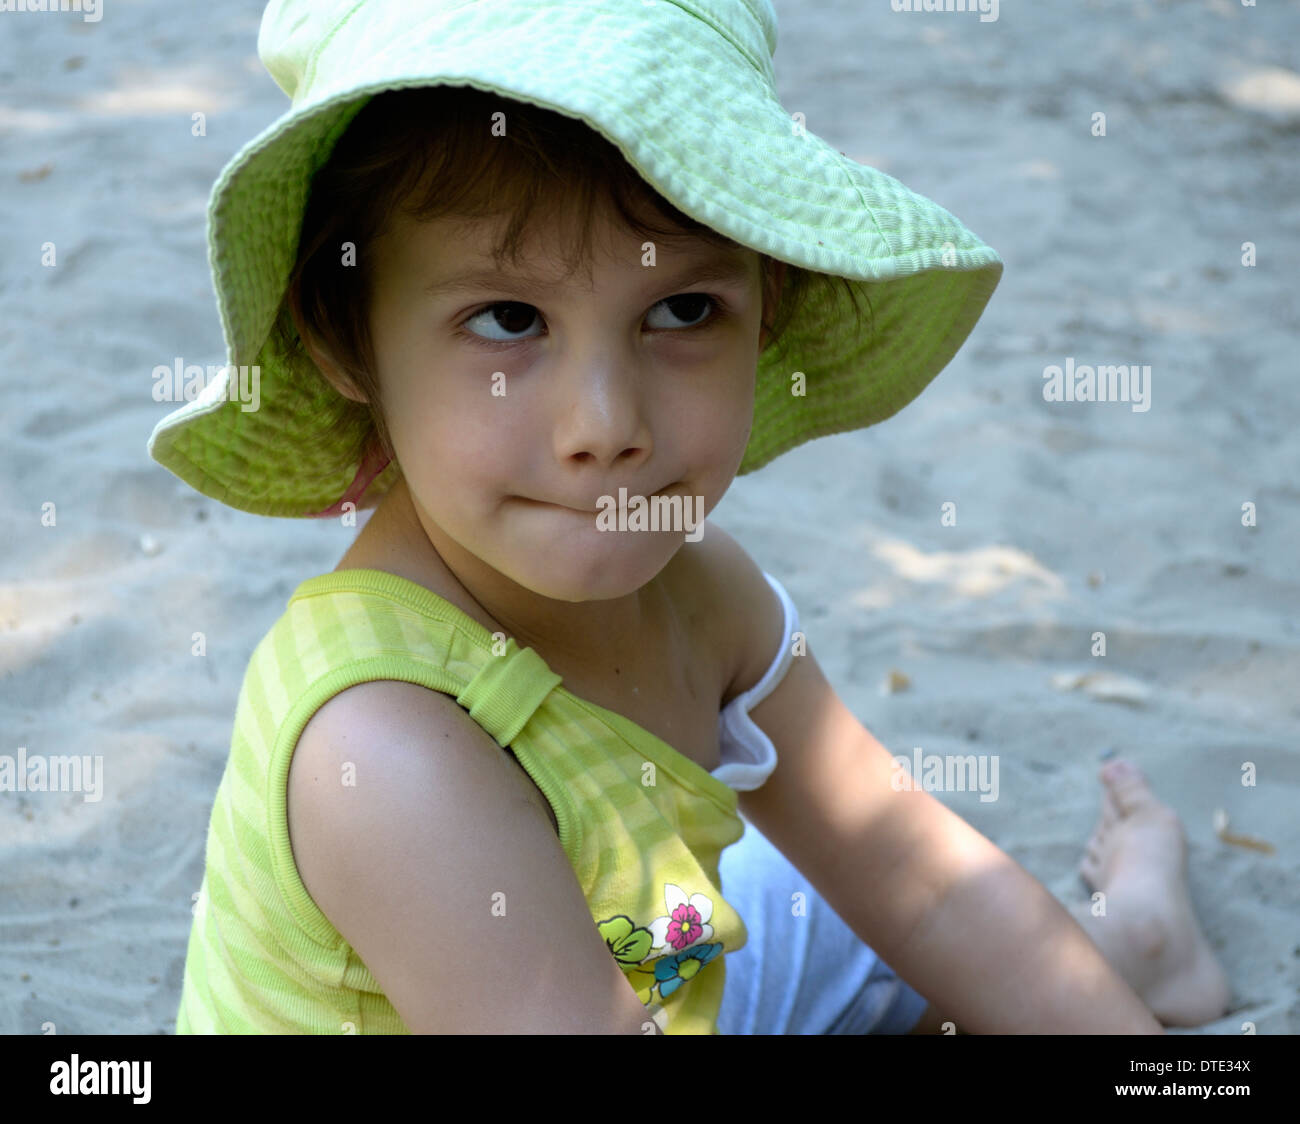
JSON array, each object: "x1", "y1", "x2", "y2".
[{"x1": 517, "y1": 539, "x2": 679, "y2": 602}]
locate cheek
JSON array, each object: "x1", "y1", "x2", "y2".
[
  {"x1": 368, "y1": 317, "x2": 494, "y2": 466},
  {"x1": 719, "y1": 363, "x2": 759, "y2": 467},
  {"x1": 389, "y1": 386, "x2": 498, "y2": 476},
  {"x1": 383, "y1": 366, "x2": 535, "y2": 505},
  {"x1": 671, "y1": 367, "x2": 755, "y2": 467}
]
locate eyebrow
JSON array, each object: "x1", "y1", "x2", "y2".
[{"x1": 422, "y1": 251, "x2": 755, "y2": 299}]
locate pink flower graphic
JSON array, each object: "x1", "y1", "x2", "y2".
[
  {"x1": 648, "y1": 884, "x2": 714, "y2": 954},
  {"x1": 667, "y1": 902, "x2": 704, "y2": 949}
]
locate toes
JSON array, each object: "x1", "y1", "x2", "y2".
[
  {"x1": 1084, "y1": 801, "x2": 1110, "y2": 883},
  {"x1": 1101, "y1": 758, "x2": 1141, "y2": 785},
  {"x1": 1080, "y1": 827, "x2": 1107, "y2": 886},
  {"x1": 1099, "y1": 780, "x2": 1119, "y2": 827},
  {"x1": 1102, "y1": 759, "x2": 1155, "y2": 816},
  {"x1": 1099, "y1": 759, "x2": 1188, "y2": 863}
]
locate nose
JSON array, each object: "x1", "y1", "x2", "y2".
[{"x1": 551, "y1": 346, "x2": 653, "y2": 472}]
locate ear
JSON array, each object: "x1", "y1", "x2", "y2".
[
  {"x1": 758, "y1": 258, "x2": 787, "y2": 351},
  {"x1": 287, "y1": 285, "x2": 369, "y2": 405}
]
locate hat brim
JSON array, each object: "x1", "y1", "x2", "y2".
[{"x1": 148, "y1": 0, "x2": 1002, "y2": 517}]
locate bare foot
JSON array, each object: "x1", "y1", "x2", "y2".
[{"x1": 1074, "y1": 759, "x2": 1232, "y2": 1027}]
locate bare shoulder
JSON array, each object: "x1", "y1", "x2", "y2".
[
  {"x1": 289, "y1": 680, "x2": 540, "y2": 791},
  {"x1": 285, "y1": 680, "x2": 649, "y2": 1032},
  {"x1": 285, "y1": 680, "x2": 562, "y2": 939},
  {"x1": 287, "y1": 680, "x2": 558, "y2": 875},
  {"x1": 674, "y1": 520, "x2": 786, "y2": 706}
]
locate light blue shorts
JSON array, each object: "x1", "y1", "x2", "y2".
[{"x1": 715, "y1": 814, "x2": 930, "y2": 1035}]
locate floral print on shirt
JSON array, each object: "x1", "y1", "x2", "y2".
[{"x1": 597, "y1": 883, "x2": 725, "y2": 1005}]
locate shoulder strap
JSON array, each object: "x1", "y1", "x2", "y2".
[{"x1": 455, "y1": 637, "x2": 564, "y2": 748}]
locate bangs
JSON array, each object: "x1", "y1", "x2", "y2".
[{"x1": 356, "y1": 85, "x2": 744, "y2": 281}]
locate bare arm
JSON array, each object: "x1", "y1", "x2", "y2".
[
  {"x1": 740, "y1": 644, "x2": 1162, "y2": 1033},
  {"x1": 288, "y1": 680, "x2": 656, "y2": 1034},
  {"x1": 704, "y1": 531, "x2": 1162, "y2": 1034}
]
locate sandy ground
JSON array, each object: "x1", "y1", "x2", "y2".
[{"x1": 1, "y1": 0, "x2": 1296, "y2": 1034}]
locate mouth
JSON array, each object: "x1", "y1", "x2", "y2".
[
  {"x1": 517, "y1": 496, "x2": 595, "y2": 515},
  {"x1": 519, "y1": 484, "x2": 676, "y2": 515}
]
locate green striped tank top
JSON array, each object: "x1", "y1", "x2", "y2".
[{"x1": 175, "y1": 566, "x2": 792, "y2": 1034}]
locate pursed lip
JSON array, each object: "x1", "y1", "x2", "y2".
[{"x1": 520, "y1": 484, "x2": 674, "y2": 514}]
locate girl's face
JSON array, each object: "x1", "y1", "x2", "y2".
[{"x1": 359, "y1": 197, "x2": 776, "y2": 604}]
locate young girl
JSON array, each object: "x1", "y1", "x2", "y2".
[{"x1": 154, "y1": 0, "x2": 1231, "y2": 1033}]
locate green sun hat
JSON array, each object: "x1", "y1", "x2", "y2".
[{"x1": 147, "y1": 0, "x2": 1003, "y2": 519}]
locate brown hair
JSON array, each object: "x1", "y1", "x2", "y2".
[{"x1": 277, "y1": 84, "x2": 869, "y2": 481}]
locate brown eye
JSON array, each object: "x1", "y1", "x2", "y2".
[
  {"x1": 646, "y1": 293, "x2": 716, "y2": 330},
  {"x1": 462, "y1": 302, "x2": 542, "y2": 341}
]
